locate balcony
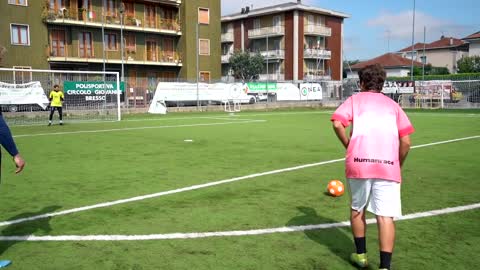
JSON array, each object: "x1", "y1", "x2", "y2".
[
  {"x1": 221, "y1": 53, "x2": 233, "y2": 64},
  {"x1": 304, "y1": 24, "x2": 332, "y2": 37},
  {"x1": 303, "y1": 71, "x2": 330, "y2": 81},
  {"x1": 43, "y1": 8, "x2": 181, "y2": 35},
  {"x1": 251, "y1": 50, "x2": 285, "y2": 60},
  {"x1": 47, "y1": 50, "x2": 182, "y2": 67},
  {"x1": 248, "y1": 26, "x2": 285, "y2": 39},
  {"x1": 258, "y1": 73, "x2": 285, "y2": 81},
  {"x1": 221, "y1": 32, "x2": 234, "y2": 43},
  {"x1": 304, "y1": 49, "x2": 331, "y2": 59}
]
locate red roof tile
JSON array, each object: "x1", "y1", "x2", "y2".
[
  {"x1": 463, "y1": 31, "x2": 480, "y2": 40},
  {"x1": 351, "y1": 53, "x2": 423, "y2": 70},
  {"x1": 398, "y1": 43, "x2": 426, "y2": 52},
  {"x1": 398, "y1": 37, "x2": 466, "y2": 52}
]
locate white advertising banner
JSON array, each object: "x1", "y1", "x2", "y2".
[
  {"x1": 0, "y1": 81, "x2": 50, "y2": 109},
  {"x1": 299, "y1": 83, "x2": 323, "y2": 100}
]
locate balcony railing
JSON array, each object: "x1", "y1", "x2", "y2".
[
  {"x1": 250, "y1": 50, "x2": 285, "y2": 60},
  {"x1": 221, "y1": 32, "x2": 234, "y2": 42},
  {"x1": 258, "y1": 73, "x2": 285, "y2": 81},
  {"x1": 248, "y1": 26, "x2": 285, "y2": 39},
  {"x1": 221, "y1": 53, "x2": 233, "y2": 63},
  {"x1": 47, "y1": 49, "x2": 182, "y2": 66},
  {"x1": 303, "y1": 48, "x2": 331, "y2": 59},
  {"x1": 43, "y1": 8, "x2": 181, "y2": 34},
  {"x1": 304, "y1": 24, "x2": 332, "y2": 36},
  {"x1": 303, "y1": 72, "x2": 330, "y2": 81}
]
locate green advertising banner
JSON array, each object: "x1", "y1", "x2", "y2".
[
  {"x1": 64, "y1": 81, "x2": 125, "y2": 93},
  {"x1": 246, "y1": 82, "x2": 277, "y2": 92}
]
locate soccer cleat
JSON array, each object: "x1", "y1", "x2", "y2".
[
  {"x1": 48, "y1": 123, "x2": 52, "y2": 126},
  {"x1": 0, "y1": 260, "x2": 11, "y2": 268},
  {"x1": 350, "y1": 253, "x2": 368, "y2": 268},
  {"x1": 59, "y1": 122, "x2": 63, "y2": 125}
]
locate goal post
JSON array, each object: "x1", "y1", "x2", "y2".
[{"x1": 0, "y1": 68, "x2": 122, "y2": 125}]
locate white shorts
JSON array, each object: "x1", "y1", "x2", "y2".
[{"x1": 348, "y1": 178, "x2": 402, "y2": 218}]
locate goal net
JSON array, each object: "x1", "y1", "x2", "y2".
[{"x1": 0, "y1": 68, "x2": 121, "y2": 125}]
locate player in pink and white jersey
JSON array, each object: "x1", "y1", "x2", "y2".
[{"x1": 331, "y1": 64, "x2": 414, "y2": 270}]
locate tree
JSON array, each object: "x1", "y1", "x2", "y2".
[
  {"x1": 457, "y1": 56, "x2": 480, "y2": 73},
  {"x1": 228, "y1": 50, "x2": 264, "y2": 81}
]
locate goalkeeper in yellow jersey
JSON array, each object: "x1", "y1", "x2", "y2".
[{"x1": 48, "y1": 84, "x2": 64, "y2": 126}]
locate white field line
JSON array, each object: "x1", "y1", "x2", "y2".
[
  {"x1": 0, "y1": 135, "x2": 478, "y2": 228},
  {"x1": 13, "y1": 120, "x2": 266, "y2": 138},
  {"x1": 0, "y1": 202, "x2": 478, "y2": 242}
]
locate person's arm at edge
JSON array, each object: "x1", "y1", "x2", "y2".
[
  {"x1": 332, "y1": 120, "x2": 350, "y2": 149},
  {"x1": 0, "y1": 116, "x2": 25, "y2": 173},
  {"x1": 399, "y1": 135, "x2": 411, "y2": 167}
]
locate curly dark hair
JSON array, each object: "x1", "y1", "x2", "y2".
[{"x1": 358, "y1": 64, "x2": 386, "y2": 92}]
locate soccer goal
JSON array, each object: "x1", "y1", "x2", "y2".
[{"x1": 0, "y1": 68, "x2": 121, "y2": 125}]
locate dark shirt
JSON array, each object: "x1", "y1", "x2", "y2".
[{"x1": 0, "y1": 113, "x2": 19, "y2": 157}]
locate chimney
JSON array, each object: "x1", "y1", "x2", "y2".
[
  {"x1": 297, "y1": 0, "x2": 302, "y2": 3},
  {"x1": 245, "y1": 6, "x2": 250, "y2": 13},
  {"x1": 241, "y1": 7, "x2": 245, "y2": 14}
]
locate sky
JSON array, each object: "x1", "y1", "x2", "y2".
[{"x1": 221, "y1": 0, "x2": 479, "y2": 60}]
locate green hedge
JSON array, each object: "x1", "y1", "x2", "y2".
[{"x1": 387, "y1": 73, "x2": 480, "y2": 81}]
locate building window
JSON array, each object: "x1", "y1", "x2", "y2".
[
  {"x1": 199, "y1": 39, "x2": 210, "y2": 55},
  {"x1": 12, "y1": 66, "x2": 32, "y2": 83},
  {"x1": 145, "y1": 4, "x2": 156, "y2": 28},
  {"x1": 253, "y1": 19, "x2": 260, "y2": 29},
  {"x1": 123, "y1": 1, "x2": 134, "y2": 17},
  {"x1": 103, "y1": 0, "x2": 116, "y2": 16},
  {"x1": 199, "y1": 71, "x2": 210, "y2": 83},
  {"x1": 50, "y1": 29, "x2": 66, "y2": 57},
  {"x1": 198, "y1": 8, "x2": 209, "y2": 24},
  {"x1": 49, "y1": 0, "x2": 68, "y2": 11},
  {"x1": 104, "y1": 33, "x2": 117, "y2": 51},
  {"x1": 162, "y1": 38, "x2": 174, "y2": 62},
  {"x1": 125, "y1": 33, "x2": 136, "y2": 53},
  {"x1": 146, "y1": 40, "x2": 158, "y2": 61},
  {"x1": 8, "y1": 0, "x2": 28, "y2": 6},
  {"x1": 78, "y1": 32, "x2": 93, "y2": 58},
  {"x1": 10, "y1": 24, "x2": 30, "y2": 46}
]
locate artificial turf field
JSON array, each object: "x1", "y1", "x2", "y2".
[{"x1": 0, "y1": 109, "x2": 478, "y2": 270}]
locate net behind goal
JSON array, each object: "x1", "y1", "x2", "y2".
[{"x1": 0, "y1": 68, "x2": 121, "y2": 125}]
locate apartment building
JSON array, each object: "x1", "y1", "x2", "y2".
[
  {"x1": 1, "y1": 0, "x2": 220, "y2": 104},
  {"x1": 221, "y1": 1, "x2": 349, "y2": 82}
]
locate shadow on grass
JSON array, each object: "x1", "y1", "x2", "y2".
[
  {"x1": 287, "y1": 206, "x2": 366, "y2": 268},
  {"x1": 0, "y1": 205, "x2": 61, "y2": 255}
]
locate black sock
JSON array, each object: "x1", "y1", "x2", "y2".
[
  {"x1": 380, "y1": 251, "x2": 392, "y2": 269},
  {"x1": 354, "y1": 237, "x2": 366, "y2": 254}
]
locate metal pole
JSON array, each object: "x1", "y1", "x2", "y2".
[
  {"x1": 119, "y1": 3, "x2": 125, "y2": 109},
  {"x1": 196, "y1": 22, "x2": 200, "y2": 109},
  {"x1": 410, "y1": 0, "x2": 416, "y2": 81},
  {"x1": 102, "y1": 6, "x2": 105, "y2": 74},
  {"x1": 422, "y1": 26, "x2": 426, "y2": 81},
  {"x1": 102, "y1": 5, "x2": 106, "y2": 110},
  {"x1": 266, "y1": 33, "x2": 269, "y2": 104}
]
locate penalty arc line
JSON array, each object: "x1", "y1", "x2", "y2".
[
  {"x1": 0, "y1": 135, "x2": 478, "y2": 228},
  {"x1": 0, "y1": 203, "x2": 478, "y2": 241}
]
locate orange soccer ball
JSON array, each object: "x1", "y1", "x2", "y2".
[{"x1": 327, "y1": 180, "x2": 345, "y2": 197}]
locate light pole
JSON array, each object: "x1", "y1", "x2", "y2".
[
  {"x1": 119, "y1": 2, "x2": 125, "y2": 106},
  {"x1": 410, "y1": 0, "x2": 416, "y2": 81}
]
